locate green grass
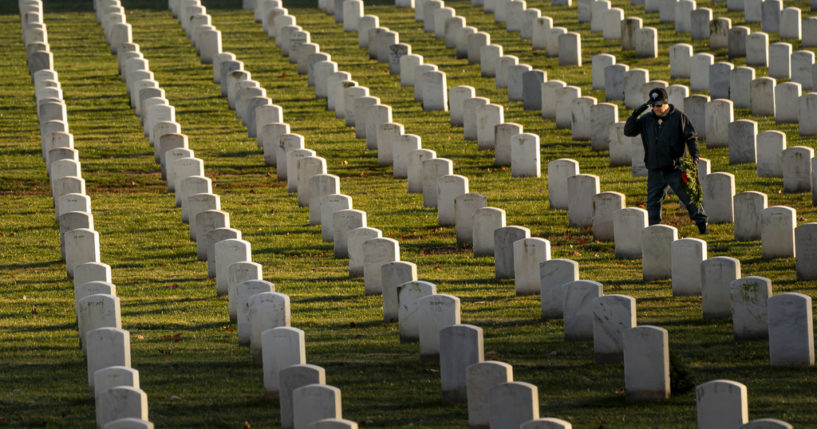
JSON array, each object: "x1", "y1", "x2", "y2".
[{"x1": 1, "y1": 0, "x2": 816, "y2": 427}]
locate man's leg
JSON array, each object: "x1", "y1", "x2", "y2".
[
  {"x1": 646, "y1": 170, "x2": 668, "y2": 225},
  {"x1": 666, "y1": 169, "x2": 708, "y2": 224}
]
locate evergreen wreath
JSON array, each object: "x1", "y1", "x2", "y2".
[{"x1": 677, "y1": 156, "x2": 703, "y2": 206}]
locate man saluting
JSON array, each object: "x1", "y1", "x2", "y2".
[{"x1": 624, "y1": 87, "x2": 709, "y2": 234}]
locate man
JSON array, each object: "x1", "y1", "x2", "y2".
[{"x1": 624, "y1": 87, "x2": 708, "y2": 234}]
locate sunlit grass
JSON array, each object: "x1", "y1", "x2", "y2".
[{"x1": 0, "y1": 0, "x2": 815, "y2": 427}]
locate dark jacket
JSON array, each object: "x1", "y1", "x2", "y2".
[{"x1": 623, "y1": 104, "x2": 699, "y2": 171}]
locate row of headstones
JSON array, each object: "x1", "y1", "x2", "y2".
[
  {"x1": 407, "y1": 0, "x2": 817, "y2": 218},
  {"x1": 695, "y1": 379, "x2": 795, "y2": 428},
  {"x1": 231, "y1": 4, "x2": 668, "y2": 425},
  {"x1": 407, "y1": 0, "x2": 817, "y2": 181},
  {"x1": 249, "y1": 0, "x2": 796, "y2": 416},
  {"x1": 607, "y1": 47, "x2": 817, "y2": 131},
  {"x1": 316, "y1": 0, "x2": 817, "y2": 322},
  {"x1": 454, "y1": 0, "x2": 817, "y2": 168},
  {"x1": 434, "y1": 0, "x2": 807, "y2": 162},
  {"x1": 207, "y1": 0, "x2": 812, "y2": 424},
  {"x1": 377, "y1": 0, "x2": 816, "y2": 200},
  {"x1": 21, "y1": 1, "x2": 153, "y2": 427},
  {"x1": 550, "y1": 153, "x2": 817, "y2": 279},
  {"x1": 637, "y1": 0, "x2": 810, "y2": 42},
  {"x1": 579, "y1": 0, "x2": 817, "y2": 57},
  {"x1": 272, "y1": 0, "x2": 811, "y2": 209},
  {"x1": 520, "y1": 167, "x2": 817, "y2": 367},
  {"x1": 598, "y1": 69, "x2": 817, "y2": 196},
  {"x1": 256, "y1": 0, "x2": 816, "y2": 349},
  {"x1": 216, "y1": 1, "x2": 809, "y2": 423},
  {"x1": 101, "y1": 1, "x2": 365, "y2": 427},
  {"x1": 597, "y1": 1, "x2": 817, "y2": 137},
  {"x1": 229, "y1": 2, "x2": 681, "y2": 424},
  {"x1": 178, "y1": 2, "x2": 582, "y2": 426}
]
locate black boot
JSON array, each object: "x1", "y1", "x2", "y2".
[{"x1": 697, "y1": 221, "x2": 708, "y2": 235}]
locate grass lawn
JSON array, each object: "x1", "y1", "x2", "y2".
[{"x1": 0, "y1": 0, "x2": 815, "y2": 427}]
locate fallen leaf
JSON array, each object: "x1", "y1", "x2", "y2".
[{"x1": 170, "y1": 395, "x2": 182, "y2": 401}]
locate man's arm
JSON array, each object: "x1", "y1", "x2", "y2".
[
  {"x1": 681, "y1": 114, "x2": 700, "y2": 161},
  {"x1": 623, "y1": 103, "x2": 650, "y2": 137}
]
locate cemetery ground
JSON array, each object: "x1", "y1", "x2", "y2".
[{"x1": 2, "y1": 0, "x2": 817, "y2": 426}]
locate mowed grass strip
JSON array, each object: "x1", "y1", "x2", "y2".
[{"x1": 0, "y1": 0, "x2": 815, "y2": 427}]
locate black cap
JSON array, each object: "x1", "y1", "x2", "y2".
[{"x1": 648, "y1": 87, "x2": 668, "y2": 106}]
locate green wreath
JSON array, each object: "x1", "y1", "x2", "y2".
[{"x1": 677, "y1": 156, "x2": 703, "y2": 206}]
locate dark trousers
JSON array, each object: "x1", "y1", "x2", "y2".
[{"x1": 646, "y1": 168, "x2": 708, "y2": 226}]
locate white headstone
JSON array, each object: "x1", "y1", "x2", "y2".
[
  {"x1": 494, "y1": 226, "x2": 531, "y2": 279},
  {"x1": 768, "y1": 293, "x2": 815, "y2": 366},
  {"x1": 671, "y1": 238, "x2": 707, "y2": 296},
  {"x1": 363, "y1": 237, "x2": 400, "y2": 294},
  {"x1": 437, "y1": 175, "x2": 469, "y2": 226},
  {"x1": 466, "y1": 361, "x2": 513, "y2": 428},
  {"x1": 547, "y1": 158, "x2": 579, "y2": 209},
  {"x1": 280, "y1": 365, "x2": 326, "y2": 429},
  {"x1": 567, "y1": 174, "x2": 600, "y2": 227},
  {"x1": 422, "y1": 158, "x2": 453, "y2": 207},
  {"x1": 236, "y1": 279, "x2": 274, "y2": 344},
  {"x1": 292, "y1": 384, "x2": 342, "y2": 429},
  {"x1": 540, "y1": 259, "x2": 579, "y2": 319},
  {"x1": 796, "y1": 223, "x2": 817, "y2": 280},
  {"x1": 563, "y1": 280, "x2": 603, "y2": 341},
  {"x1": 417, "y1": 294, "x2": 461, "y2": 357},
  {"x1": 731, "y1": 276, "x2": 772, "y2": 339},
  {"x1": 249, "y1": 292, "x2": 291, "y2": 362},
  {"x1": 555, "y1": 86, "x2": 581, "y2": 128},
  {"x1": 593, "y1": 294, "x2": 636, "y2": 362},
  {"x1": 761, "y1": 206, "x2": 796, "y2": 258},
  {"x1": 613, "y1": 208, "x2": 648, "y2": 259},
  {"x1": 381, "y1": 261, "x2": 418, "y2": 322},
  {"x1": 701, "y1": 256, "x2": 741, "y2": 319},
  {"x1": 734, "y1": 191, "x2": 768, "y2": 241},
  {"x1": 782, "y1": 146, "x2": 813, "y2": 192},
  {"x1": 262, "y1": 327, "x2": 305, "y2": 396},
  {"x1": 513, "y1": 238, "x2": 551, "y2": 296},
  {"x1": 393, "y1": 134, "x2": 422, "y2": 179},
  {"x1": 641, "y1": 224, "x2": 677, "y2": 281},
  {"x1": 86, "y1": 328, "x2": 130, "y2": 392},
  {"x1": 622, "y1": 326, "x2": 669, "y2": 401},
  {"x1": 775, "y1": 82, "x2": 802, "y2": 126},
  {"x1": 510, "y1": 133, "x2": 541, "y2": 177},
  {"x1": 489, "y1": 382, "x2": 539, "y2": 429},
  {"x1": 592, "y1": 191, "x2": 625, "y2": 241},
  {"x1": 476, "y1": 104, "x2": 504, "y2": 150},
  {"x1": 473, "y1": 207, "x2": 506, "y2": 257},
  {"x1": 696, "y1": 380, "x2": 749, "y2": 428},
  {"x1": 397, "y1": 280, "x2": 437, "y2": 342},
  {"x1": 440, "y1": 324, "x2": 484, "y2": 402},
  {"x1": 349, "y1": 228, "x2": 383, "y2": 277},
  {"x1": 703, "y1": 172, "x2": 735, "y2": 223}
]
